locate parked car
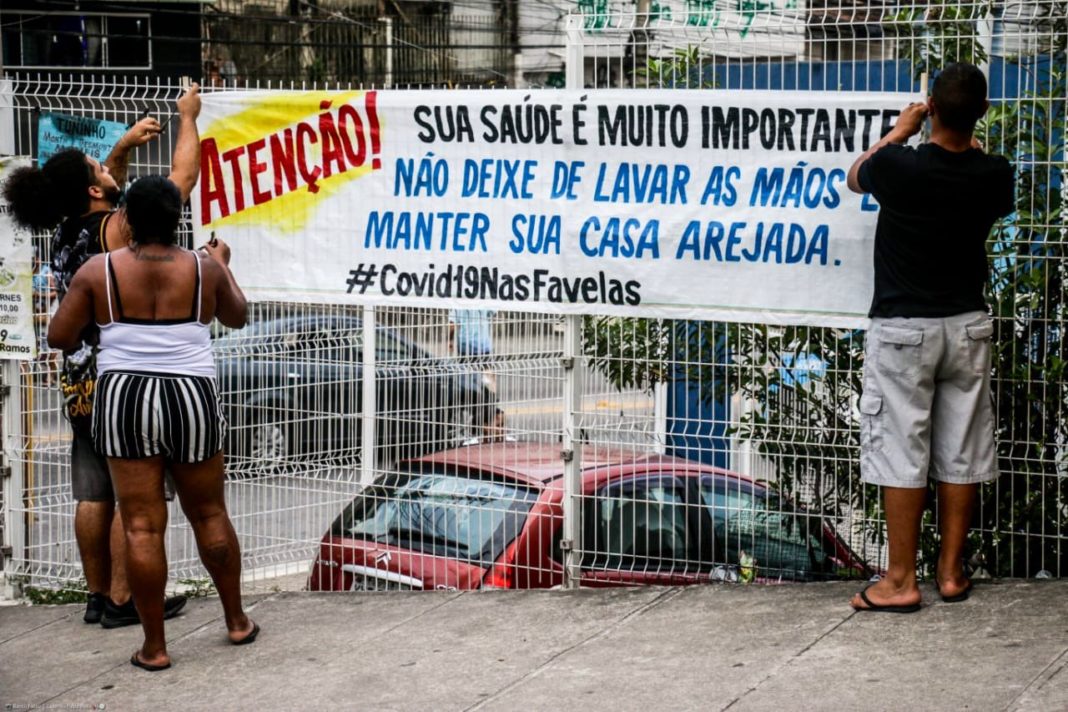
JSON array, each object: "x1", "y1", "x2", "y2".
[
  {"x1": 307, "y1": 442, "x2": 873, "y2": 591},
  {"x1": 214, "y1": 313, "x2": 497, "y2": 472}
]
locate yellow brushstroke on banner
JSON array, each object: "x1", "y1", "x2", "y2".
[{"x1": 200, "y1": 90, "x2": 378, "y2": 232}]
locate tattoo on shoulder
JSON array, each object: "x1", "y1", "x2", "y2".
[{"x1": 135, "y1": 253, "x2": 175, "y2": 262}]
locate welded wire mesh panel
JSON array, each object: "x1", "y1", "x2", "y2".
[
  {"x1": 0, "y1": 67, "x2": 589, "y2": 594},
  {"x1": 2, "y1": 76, "x2": 571, "y2": 596},
  {"x1": 2, "y1": 0, "x2": 1065, "y2": 601},
  {"x1": 309, "y1": 442, "x2": 564, "y2": 592},
  {"x1": 568, "y1": 1, "x2": 1067, "y2": 586},
  {"x1": 3, "y1": 74, "x2": 189, "y2": 594}
]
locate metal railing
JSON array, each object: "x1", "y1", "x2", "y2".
[{"x1": 1, "y1": 0, "x2": 1065, "y2": 597}]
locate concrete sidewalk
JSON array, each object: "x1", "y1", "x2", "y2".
[{"x1": 1, "y1": 581, "x2": 1066, "y2": 711}]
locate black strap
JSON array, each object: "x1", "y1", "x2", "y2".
[
  {"x1": 190, "y1": 253, "x2": 201, "y2": 321},
  {"x1": 106, "y1": 254, "x2": 125, "y2": 320},
  {"x1": 111, "y1": 250, "x2": 201, "y2": 326}
]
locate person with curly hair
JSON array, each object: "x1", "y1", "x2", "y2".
[{"x1": 1, "y1": 84, "x2": 202, "y2": 628}]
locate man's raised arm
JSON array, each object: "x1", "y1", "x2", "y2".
[
  {"x1": 168, "y1": 83, "x2": 202, "y2": 203},
  {"x1": 104, "y1": 116, "x2": 162, "y2": 187}
]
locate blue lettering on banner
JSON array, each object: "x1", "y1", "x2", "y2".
[
  {"x1": 699, "y1": 166, "x2": 741, "y2": 206},
  {"x1": 550, "y1": 161, "x2": 585, "y2": 200},
  {"x1": 580, "y1": 217, "x2": 661, "y2": 259},
  {"x1": 365, "y1": 211, "x2": 490, "y2": 252},
  {"x1": 861, "y1": 193, "x2": 880, "y2": 212},
  {"x1": 394, "y1": 154, "x2": 449, "y2": 197},
  {"x1": 749, "y1": 163, "x2": 845, "y2": 209},
  {"x1": 675, "y1": 221, "x2": 830, "y2": 265},
  {"x1": 461, "y1": 158, "x2": 537, "y2": 199},
  {"x1": 510, "y1": 214, "x2": 561, "y2": 254},
  {"x1": 592, "y1": 162, "x2": 690, "y2": 204}
]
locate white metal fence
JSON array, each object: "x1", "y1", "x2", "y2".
[{"x1": 2, "y1": 0, "x2": 1066, "y2": 597}]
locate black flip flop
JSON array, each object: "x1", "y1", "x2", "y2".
[
  {"x1": 130, "y1": 651, "x2": 171, "y2": 672},
  {"x1": 231, "y1": 620, "x2": 260, "y2": 646},
  {"x1": 852, "y1": 585, "x2": 922, "y2": 614},
  {"x1": 936, "y1": 579, "x2": 973, "y2": 603}
]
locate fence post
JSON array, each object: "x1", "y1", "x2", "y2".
[
  {"x1": 361, "y1": 305, "x2": 377, "y2": 487},
  {"x1": 565, "y1": 15, "x2": 584, "y2": 91},
  {"x1": 1, "y1": 361, "x2": 25, "y2": 599},
  {"x1": 653, "y1": 382, "x2": 667, "y2": 454},
  {"x1": 0, "y1": 77, "x2": 24, "y2": 598},
  {"x1": 379, "y1": 18, "x2": 394, "y2": 89},
  {"x1": 561, "y1": 316, "x2": 584, "y2": 590},
  {"x1": 561, "y1": 23, "x2": 585, "y2": 590}
]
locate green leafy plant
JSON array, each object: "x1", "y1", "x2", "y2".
[
  {"x1": 636, "y1": 46, "x2": 716, "y2": 89},
  {"x1": 23, "y1": 578, "x2": 89, "y2": 605},
  {"x1": 178, "y1": 577, "x2": 218, "y2": 598}
]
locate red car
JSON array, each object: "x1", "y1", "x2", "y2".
[{"x1": 307, "y1": 442, "x2": 872, "y2": 591}]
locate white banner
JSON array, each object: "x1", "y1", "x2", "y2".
[
  {"x1": 193, "y1": 89, "x2": 916, "y2": 327},
  {"x1": 0, "y1": 156, "x2": 37, "y2": 361}
]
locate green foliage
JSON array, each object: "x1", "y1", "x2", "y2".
[
  {"x1": 24, "y1": 578, "x2": 88, "y2": 605},
  {"x1": 888, "y1": 2, "x2": 991, "y2": 76},
  {"x1": 178, "y1": 577, "x2": 218, "y2": 598},
  {"x1": 730, "y1": 324, "x2": 873, "y2": 521},
  {"x1": 636, "y1": 46, "x2": 715, "y2": 89},
  {"x1": 582, "y1": 317, "x2": 672, "y2": 392},
  {"x1": 978, "y1": 59, "x2": 1067, "y2": 576}
]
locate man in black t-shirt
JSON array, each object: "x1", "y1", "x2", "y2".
[
  {"x1": 3, "y1": 85, "x2": 202, "y2": 626},
  {"x1": 846, "y1": 63, "x2": 1014, "y2": 613}
]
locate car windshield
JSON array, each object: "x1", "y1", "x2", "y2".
[{"x1": 333, "y1": 471, "x2": 539, "y2": 565}]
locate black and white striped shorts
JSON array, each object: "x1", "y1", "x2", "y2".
[{"x1": 92, "y1": 370, "x2": 226, "y2": 463}]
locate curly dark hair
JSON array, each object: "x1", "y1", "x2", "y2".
[
  {"x1": 1, "y1": 149, "x2": 95, "y2": 231},
  {"x1": 125, "y1": 175, "x2": 182, "y2": 246}
]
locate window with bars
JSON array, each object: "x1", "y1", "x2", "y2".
[{"x1": 1, "y1": 12, "x2": 152, "y2": 70}]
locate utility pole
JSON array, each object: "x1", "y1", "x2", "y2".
[{"x1": 509, "y1": 0, "x2": 521, "y2": 88}]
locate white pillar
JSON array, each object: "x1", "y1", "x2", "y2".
[
  {"x1": 560, "y1": 16, "x2": 587, "y2": 590},
  {"x1": 360, "y1": 305, "x2": 377, "y2": 487}
]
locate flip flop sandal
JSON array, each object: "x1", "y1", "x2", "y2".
[
  {"x1": 936, "y1": 579, "x2": 973, "y2": 603},
  {"x1": 130, "y1": 651, "x2": 171, "y2": 672},
  {"x1": 852, "y1": 585, "x2": 922, "y2": 614},
  {"x1": 231, "y1": 620, "x2": 260, "y2": 646}
]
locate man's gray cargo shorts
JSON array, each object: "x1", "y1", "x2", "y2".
[{"x1": 860, "y1": 311, "x2": 999, "y2": 488}]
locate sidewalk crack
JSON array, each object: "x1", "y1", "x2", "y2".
[
  {"x1": 1003, "y1": 646, "x2": 1068, "y2": 712},
  {"x1": 381, "y1": 592, "x2": 465, "y2": 635},
  {"x1": 0, "y1": 609, "x2": 78, "y2": 646},
  {"x1": 721, "y1": 610, "x2": 857, "y2": 711}
]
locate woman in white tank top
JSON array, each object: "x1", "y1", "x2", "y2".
[{"x1": 49, "y1": 176, "x2": 257, "y2": 671}]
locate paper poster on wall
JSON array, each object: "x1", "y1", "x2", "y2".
[
  {"x1": 193, "y1": 88, "x2": 917, "y2": 327},
  {"x1": 0, "y1": 156, "x2": 38, "y2": 360},
  {"x1": 37, "y1": 112, "x2": 127, "y2": 165}
]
